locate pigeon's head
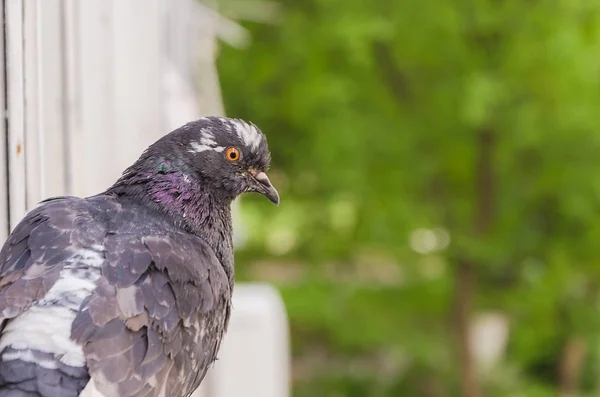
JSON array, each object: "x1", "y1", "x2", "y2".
[{"x1": 149, "y1": 117, "x2": 280, "y2": 206}]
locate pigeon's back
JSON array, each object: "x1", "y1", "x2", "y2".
[{"x1": 0, "y1": 195, "x2": 232, "y2": 397}]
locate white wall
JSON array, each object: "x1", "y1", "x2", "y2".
[
  {"x1": 0, "y1": 2, "x2": 8, "y2": 245},
  {"x1": 201, "y1": 284, "x2": 290, "y2": 397},
  {"x1": 0, "y1": 2, "x2": 290, "y2": 396},
  {"x1": 0, "y1": 0, "x2": 209, "y2": 215}
]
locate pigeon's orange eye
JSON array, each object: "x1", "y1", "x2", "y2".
[{"x1": 225, "y1": 147, "x2": 240, "y2": 162}]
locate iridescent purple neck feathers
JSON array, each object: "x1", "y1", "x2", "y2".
[
  {"x1": 148, "y1": 170, "x2": 216, "y2": 223},
  {"x1": 107, "y1": 159, "x2": 232, "y2": 235}
]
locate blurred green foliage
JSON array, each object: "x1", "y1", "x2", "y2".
[{"x1": 216, "y1": 0, "x2": 600, "y2": 395}]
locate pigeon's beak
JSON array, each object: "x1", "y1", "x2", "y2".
[{"x1": 252, "y1": 171, "x2": 280, "y2": 206}]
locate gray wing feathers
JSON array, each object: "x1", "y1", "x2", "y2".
[
  {"x1": 0, "y1": 196, "x2": 231, "y2": 397},
  {"x1": 71, "y1": 228, "x2": 230, "y2": 397},
  {"x1": 0, "y1": 198, "x2": 85, "y2": 321}
]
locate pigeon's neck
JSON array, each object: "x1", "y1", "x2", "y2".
[{"x1": 107, "y1": 165, "x2": 235, "y2": 283}]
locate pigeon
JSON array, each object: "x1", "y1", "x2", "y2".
[{"x1": 0, "y1": 117, "x2": 279, "y2": 397}]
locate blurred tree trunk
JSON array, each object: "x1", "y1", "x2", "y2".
[
  {"x1": 454, "y1": 259, "x2": 480, "y2": 397},
  {"x1": 558, "y1": 336, "x2": 587, "y2": 397},
  {"x1": 454, "y1": 128, "x2": 495, "y2": 397}
]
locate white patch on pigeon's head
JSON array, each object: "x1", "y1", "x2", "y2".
[
  {"x1": 189, "y1": 142, "x2": 226, "y2": 153},
  {"x1": 187, "y1": 118, "x2": 265, "y2": 155},
  {"x1": 200, "y1": 130, "x2": 217, "y2": 146},
  {"x1": 189, "y1": 128, "x2": 226, "y2": 154},
  {"x1": 228, "y1": 119, "x2": 263, "y2": 150}
]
